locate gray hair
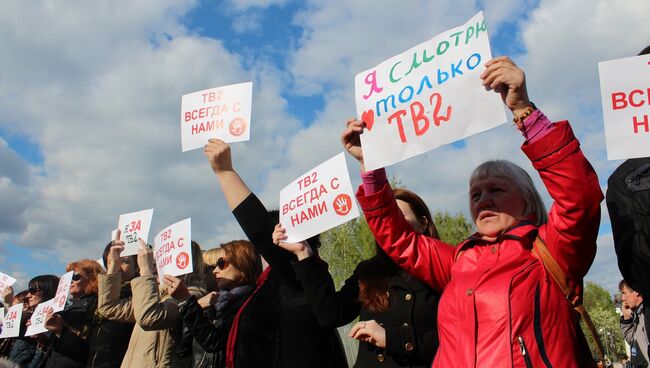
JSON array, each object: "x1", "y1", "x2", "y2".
[{"x1": 469, "y1": 160, "x2": 548, "y2": 226}]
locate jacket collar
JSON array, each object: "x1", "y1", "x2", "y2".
[{"x1": 458, "y1": 222, "x2": 538, "y2": 252}]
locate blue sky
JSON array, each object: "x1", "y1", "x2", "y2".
[{"x1": 1, "y1": 0, "x2": 649, "y2": 294}]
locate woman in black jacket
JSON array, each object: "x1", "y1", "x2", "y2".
[
  {"x1": 202, "y1": 138, "x2": 348, "y2": 368},
  {"x1": 41, "y1": 259, "x2": 103, "y2": 368},
  {"x1": 166, "y1": 240, "x2": 262, "y2": 368},
  {"x1": 273, "y1": 188, "x2": 441, "y2": 367}
]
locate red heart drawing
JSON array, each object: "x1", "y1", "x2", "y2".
[{"x1": 361, "y1": 109, "x2": 375, "y2": 131}]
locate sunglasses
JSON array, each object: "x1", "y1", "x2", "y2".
[
  {"x1": 28, "y1": 286, "x2": 41, "y2": 294},
  {"x1": 216, "y1": 257, "x2": 229, "y2": 271},
  {"x1": 72, "y1": 273, "x2": 85, "y2": 281}
]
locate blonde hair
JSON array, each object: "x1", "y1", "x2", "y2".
[{"x1": 469, "y1": 160, "x2": 548, "y2": 226}]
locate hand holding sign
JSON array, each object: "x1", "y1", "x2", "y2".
[
  {"x1": 107, "y1": 230, "x2": 125, "y2": 275},
  {"x1": 204, "y1": 139, "x2": 233, "y2": 174},
  {"x1": 480, "y1": 56, "x2": 531, "y2": 115},
  {"x1": 137, "y1": 239, "x2": 155, "y2": 277},
  {"x1": 272, "y1": 224, "x2": 313, "y2": 260},
  {"x1": 341, "y1": 119, "x2": 366, "y2": 169},
  {"x1": 44, "y1": 307, "x2": 64, "y2": 336},
  {"x1": 163, "y1": 275, "x2": 191, "y2": 301}
]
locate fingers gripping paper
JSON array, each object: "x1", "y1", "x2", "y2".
[{"x1": 355, "y1": 11, "x2": 507, "y2": 170}]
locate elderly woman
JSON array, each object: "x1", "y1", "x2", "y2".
[{"x1": 341, "y1": 56, "x2": 603, "y2": 367}]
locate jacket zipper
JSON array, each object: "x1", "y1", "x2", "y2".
[
  {"x1": 518, "y1": 336, "x2": 533, "y2": 368},
  {"x1": 90, "y1": 322, "x2": 102, "y2": 367}
]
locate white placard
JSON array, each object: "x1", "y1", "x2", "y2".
[
  {"x1": 51, "y1": 271, "x2": 73, "y2": 313},
  {"x1": 279, "y1": 153, "x2": 360, "y2": 243},
  {"x1": 598, "y1": 54, "x2": 650, "y2": 160},
  {"x1": 181, "y1": 82, "x2": 253, "y2": 152},
  {"x1": 117, "y1": 209, "x2": 154, "y2": 256},
  {"x1": 355, "y1": 11, "x2": 507, "y2": 170},
  {"x1": 153, "y1": 218, "x2": 193, "y2": 279},
  {"x1": 25, "y1": 299, "x2": 53, "y2": 336},
  {"x1": 0, "y1": 272, "x2": 17, "y2": 292},
  {"x1": 0, "y1": 304, "x2": 23, "y2": 338}
]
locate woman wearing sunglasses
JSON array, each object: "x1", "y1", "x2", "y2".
[
  {"x1": 7, "y1": 275, "x2": 58, "y2": 368},
  {"x1": 166, "y1": 239, "x2": 262, "y2": 368},
  {"x1": 40, "y1": 260, "x2": 103, "y2": 367}
]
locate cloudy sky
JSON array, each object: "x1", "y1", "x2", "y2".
[{"x1": 1, "y1": 0, "x2": 648, "y2": 294}]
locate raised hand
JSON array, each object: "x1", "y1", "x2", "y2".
[
  {"x1": 349, "y1": 319, "x2": 386, "y2": 348},
  {"x1": 137, "y1": 239, "x2": 155, "y2": 276},
  {"x1": 204, "y1": 139, "x2": 233, "y2": 174},
  {"x1": 480, "y1": 56, "x2": 532, "y2": 116},
  {"x1": 341, "y1": 118, "x2": 366, "y2": 170},
  {"x1": 272, "y1": 224, "x2": 313, "y2": 260},
  {"x1": 163, "y1": 275, "x2": 191, "y2": 301},
  {"x1": 44, "y1": 307, "x2": 64, "y2": 336},
  {"x1": 107, "y1": 230, "x2": 125, "y2": 275}
]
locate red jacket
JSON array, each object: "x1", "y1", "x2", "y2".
[{"x1": 357, "y1": 121, "x2": 603, "y2": 367}]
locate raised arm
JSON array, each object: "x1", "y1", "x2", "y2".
[
  {"x1": 204, "y1": 139, "x2": 299, "y2": 282},
  {"x1": 97, "y1": 237, "x2": 135, "y2": 322},
  {"x1": 483, "y1": 56, "x2": 602, "y2": 280},
  {"x1": 342, "y1": 121, "x2": 455, "y2": 292}
]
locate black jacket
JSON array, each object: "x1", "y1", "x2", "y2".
[
  {"x1": 87, "y1": 283, "x2": 134, "y2": 368},
  {"x1": 293, "y1": 256, "x2": 439, "y2": 367},
  {"x1": 42, "y1": 293, "x2": 97, "y2": 368},
  {"x1": 232, "y1": 194, "x2": 348, "y2": 368},
  {"x1": 178, "y1": 289, "x2": 252, "y2": 368}
]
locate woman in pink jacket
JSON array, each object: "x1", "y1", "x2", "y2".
[{"x1": 341, "y1": 56, "x2": 603, "y2": 367}]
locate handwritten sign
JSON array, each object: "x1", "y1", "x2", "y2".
[
  {"x1": 279, "y1": 153, "x2": 360, "y2": 243},
  {"x1": 51, "y1": 271, "x2": 73, "y2": 313},
  {"x1": 117, "y1": 209, "x2": 154, "y2": 256},
  {"x1": 355, "y1": 11, "x2": 506, "y2": 170},
  {"x1": 598, "y1": 54, "x2": 650, "y2": 160},
  {"x1": 153, "y1": 218, "x2": 193, "y2": 279},
  {"x1": 0, "y1": 304, "x2": 23, "y2": 338},
  {"x1": 0, "y1": 271, "x2": 17, "y2": 292},
  {"x1": 25, "y1": 299, "x2": 53, "y2": 336},
  {"x1": 181, "y1": 82, "x2": 253, "y2": 152}
]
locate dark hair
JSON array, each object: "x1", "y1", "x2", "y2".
[
  {"x1": 222, "y1": 240, "x2": 262, "y2": 285},
  {"x1": 177, "y1": 241, "x2": 207, "y2": 291},
  {"x1": 29, "y1": 275, "x2": 60, "y2": 300},
  {"x1": 358, "y1": 188, "x2": 440, "y2": 312},
  {"x1": 66, "y1": 259, "x2": 104, "y2": 295},
  {"x1": 394, "y1": 188, "x2": 439, "y2": 238},
  {"x1": 639, "y1": 46, "x2": 650, "y2": 56},
  {"x1": 619, "y1": 279, "x2": 635, "y2": 292},
  {"x1": 102, "y1": 241, "x2": 138, "y2": 273}
]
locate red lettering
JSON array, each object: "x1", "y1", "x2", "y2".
[
  {"x1": 630, "y1": 89, "x2": 646, "y2": 107},
  {"x1": 233, "y1": 102, "x2": 241, "y2": 112},
  {"x1": 178, "y1": 237, "x2": 185, "y2": 247},
  {"x1": 184, "y1": 112, "x2": 192, "y2": 122},
  {"x1": 388, "y1": 110, "x2": 408, "y2": 143},
  {"x1": 410, "y1": 101, "x2": 429, "y2": 136},
  {"x1": 330, "y1": 178, "x2": 339, "y2": 190},
  {"x1": 430, "y1": 92, "x2": 452, "y2": 126},
  {"x1": 612, "y1": 92, "x2": 627, "y2": 110},
  {"x1": 633, "y1": 115, "x2": 649, "y2": 134}
]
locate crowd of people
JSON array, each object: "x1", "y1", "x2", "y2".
[{"x1": 0, "y1": 49, "x2": 648, "y2": 368}]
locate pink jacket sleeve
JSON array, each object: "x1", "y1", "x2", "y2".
[{"x1": 356, "y1": 184, "x2": 455, "y2": 293}]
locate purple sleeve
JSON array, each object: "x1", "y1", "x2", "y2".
[
  {"x1": 520, "y1": 109, "x2": 554, "y2": 143},
  {"x1": 361, "y1": 168, "x2": 388, "y2": 195}
]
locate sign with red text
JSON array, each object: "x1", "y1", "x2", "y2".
[
  {"x1": 51, "y1": 271, "x2": 73, "y2": 313},
  {"x1": 181, "y1": 82, "x2": 253, "y2": 152},
  {"x1": 0, "y1": 304, "x2": 23, "y2": 338},
  {"x1": 355, "y1": 11, "x2": 506, "y2": 170},
  {"x1": 153, "y1": 218, "x2": 193, "y2": 279},
  {"x1": 25, "y1": 299, "x2": 53, "y2": 336},
  {"x1": 279, "y1": 153, "x2": 360, "y2": 243},
  {"x1": 598, "y1": 54, "x2": 650, "y2": 160},
  {"x1": 118, "y1": 208, "x2": 154, "y2": 256},
  {"x1": 0, "y1": 272, "x2": 16, "y2": 292}
]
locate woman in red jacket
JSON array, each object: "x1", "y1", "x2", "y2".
[{"x1": 341, "y1": 56, "x2": 603, "y2": 367}]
